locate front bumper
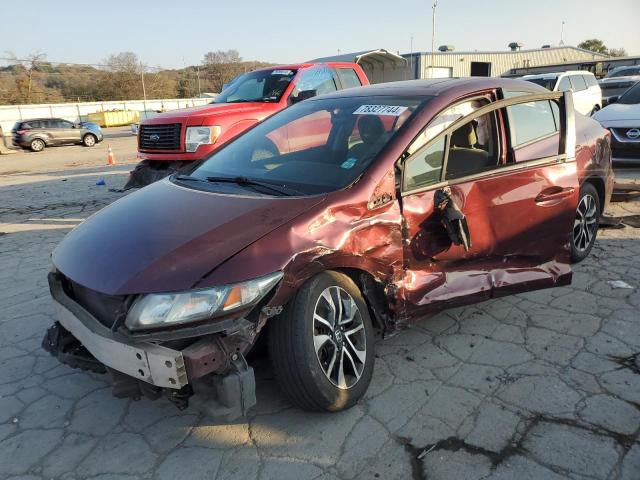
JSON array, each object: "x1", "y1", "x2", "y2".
[
  {"x1": 45, "y1": 272, "x2": 258, "y2": 416},
  {"x1": 49, "y1": 274, "x2": 188, "y2": 389}
]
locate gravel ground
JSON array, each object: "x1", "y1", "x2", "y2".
[{"x1": 0, "y1": 142, "x2": 639, "y2": 480}]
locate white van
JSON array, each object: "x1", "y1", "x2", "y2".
[{"x1": 522, "y1": 71, "x2": 602, "y2": 116}]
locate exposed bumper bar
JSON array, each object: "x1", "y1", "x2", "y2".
[{"x1": 50, "y1": 277, "x2": 188, "y2": 390}]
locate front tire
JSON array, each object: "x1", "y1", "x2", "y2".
[
  {"x1": 82, "y1": 134, "x2": 97, "y2": 147},
  {"x1": 30, "y1": 138, "x2": 45, "y2": 152},
  {"x1": 269, "y1": 271, "x2": 375, "y2": 412},
  {"x1": 571, "y1": 183, "x2": 600, "y2": 263}
]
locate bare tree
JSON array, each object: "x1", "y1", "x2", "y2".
[
  {"x1": 5, "y1": 51, "x2": 46, "y2": 103},
  {"x1": 202, "y1": 49, "x2": 242, "y2": 65}
]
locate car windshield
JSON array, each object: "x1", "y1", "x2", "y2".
[
  {"x1": 606, "y1": 67, "x2": 640, "y2": 78},
  {"x1": 525, "y1": 78, "x2": 557, "y2": 91},
  {"x1": 618, "y1": 82, "x2": 640, "y2": 104},
  {"x1": 185, "y1": 95, "x2": 427, "y2": 195},
  {"x1": 213, "y1": 69, "x2": 297, "y2": 104}
]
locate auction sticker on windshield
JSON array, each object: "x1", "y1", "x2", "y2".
[
  {"x1": 353, "y1": 105, "x2": 408, "y2": 116},
  {"x1": 271, "y1": 70, "x2": 294, "y2": 75}
]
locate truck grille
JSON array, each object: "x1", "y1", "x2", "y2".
[{"x1": 139, "y1": 123, "x2": 182, "y2": 150}]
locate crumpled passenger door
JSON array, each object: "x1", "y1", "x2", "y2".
[{"x1": 398, "y1": 91, "x2": 579, "y2": 322}]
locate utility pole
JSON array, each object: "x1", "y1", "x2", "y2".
[
  {"x1": 430, "y1": 0, "x2": 438, "y2": 78},
  {"x1": 410, "y1": 35, "x2": 414, "y2": 79},
  {"x1": 140, "y1": 62, "x2": 147, "y2": 101},
  {"x1": 196, "y1": 66, "x2": 202, "y2": 97}
]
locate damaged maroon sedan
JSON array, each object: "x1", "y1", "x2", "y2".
[{"x1": 43, "y1": 78, "x2": 613, "y2": 416}]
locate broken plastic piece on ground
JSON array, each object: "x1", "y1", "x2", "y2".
[
  {"x1": 95, "y1": 178, "x2": 106, "y2": 186},
  {"x1": 619, "y1": 215, "x2": 640, "y2": 228},
  {"x1": 599, "y1": 215, "x2": 624, "y2": 229},
  {"x1": 611, "y1": 182, "x2": 640, "y2": 202},
  {"x1": 606, "y1": 280, "x2": 634, "y2": 289},
  {"x1": 600, "y1": 215, "x2": 640, "y2": 229}
]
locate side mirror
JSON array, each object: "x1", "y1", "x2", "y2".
[
  {"x1": 290, "y1": 89, "x2": 317, "y2": 104},
  {"x1": 607, "y1": 96, "x2": 619, "y2": 105}
]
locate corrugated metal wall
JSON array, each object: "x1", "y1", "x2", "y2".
[{"x1": 409, "y1": 47, "x2": 608, "y2": 78}]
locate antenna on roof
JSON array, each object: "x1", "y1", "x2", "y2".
[{"x1": 559, "y1": 20, "x2": 565, "y2": 46}]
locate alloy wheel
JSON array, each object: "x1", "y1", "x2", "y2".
[
  {"x1": 312, "y1": 286, "x2": 367, "y2": 389},
  {"x1": 84, "y1": 135, "x2": 95, "y2": 146},
  {"x1": 573, "y1": 193, "x2": 598, "y2": 253}
]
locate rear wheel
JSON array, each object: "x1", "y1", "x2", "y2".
[
  {"x1": 30, "y1": 138, "x2": 45, "y2": 152},
  {"x1": 571, "y1": 183, "x2": 600, "y2": 263},
  {"x1": 269, "y1": 271, "x2": 374, "y2": 411},
  {"x1": 82, "y1": 133, "x2": 97, "y2": 147}
]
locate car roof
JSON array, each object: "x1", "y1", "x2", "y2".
[
  {"x1": 21, "y1": 118, "x2": 64, "y2": 122},
  {"x1": 523, "y1": 70, "x2": 593, "y2": 80},
  {"x1": 305, "y1": 77, "x2": 546, "y2": 100}
]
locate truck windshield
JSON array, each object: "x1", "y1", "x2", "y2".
[
  {"x1": 213, "y1": 69, "x2": 298, "y2": 104},
  {"x1": 185, "y1": 95, "x2": 428, "y2": 195}
]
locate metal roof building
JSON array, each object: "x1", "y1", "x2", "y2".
[
  {"x1": 312, "y1": 46, "x2": 610, "y2": 83},
  {"x1": 405, "y1": 46, "x2": 610, "y2": 79}
]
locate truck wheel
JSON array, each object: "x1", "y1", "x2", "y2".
[
  {"x1": 571, "y1": 182, "x2": 600, "y2": 263},
  {"x1": 30, "y1": 138, "x2": 45, "y2": 152},
  {"x1": 82, "y1": 134, "x2": 97, "y2": 147},
  {"x1": 269, "y1": 271, "x2": 374, "y2": 412}
]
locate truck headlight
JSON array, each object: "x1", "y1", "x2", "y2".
[
  {"x1": 185, "y1": 126, "x2": 222, "y2": 152},
  {"x1": 125, "y1": 271, "x2": 283, "y2": 330}
]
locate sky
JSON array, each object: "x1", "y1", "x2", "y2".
[{"x1": 1, "y1": 0, "x2": 639, "y2": 69}]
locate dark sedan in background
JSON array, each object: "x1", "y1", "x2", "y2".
[{"x1": 11, "y1": 118, "x2": 103, "y2": 152}]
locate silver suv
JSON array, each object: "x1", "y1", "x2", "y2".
[{"x1": 11, "y1": 118, "x2": 104, "y2": 152}]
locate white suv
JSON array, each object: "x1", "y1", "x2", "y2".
[{"x1": 522, "y1": 71, "x2": 602, "y2": 116}]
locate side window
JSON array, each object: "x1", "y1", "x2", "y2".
[
  {"x1": 506, "y1": 100, "x2": 557, "y2": 147},
  {"x1": 336, "y1": 68, "x2": 362, "y2": 89},
  {"x1": 445, "y1": 111, "x2": 500, "y2": 180},
  {"x1": 584, "y1": 75, "x2": 598, "y2": 88},
  {"x1": 60, "y1": 120, "x2": 74, "y2": 128},
  {"x1": 570, "y1": 75, "x2": 587, "y2": 91},
  {"x1": 506, "y1": 100, "x2": 560, "y2": 161},
  {"x1": 291, "y1": 67, "x2": 337, "y2": 98},
  {"x1": 404, "y1": 136, "x2": 445, "y2": 190},
  {"x1": 557, "y1": 77, "x2": 571, "y2": 91}
]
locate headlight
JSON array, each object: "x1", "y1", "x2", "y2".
[
  {"x1": 125, "y1": 271, "x2": 283, "y2": 331},
  {"x1": 185, "y1": 125, "x2": 222, "y2": 152}
]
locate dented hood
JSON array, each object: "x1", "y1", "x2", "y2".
[{"x1": 52, "y1": 179, "x2": 323, "y2": 295}]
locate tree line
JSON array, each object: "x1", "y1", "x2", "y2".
[{"x1": 0, "y1": 50, "x2": 272, "y2": 105}]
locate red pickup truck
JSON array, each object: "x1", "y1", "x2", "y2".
[{"x1": 126, "y1": 62, "x2": 369, "y2": 188}]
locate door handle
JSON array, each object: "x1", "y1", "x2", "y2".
[{"x1": 535, "y1": 187, "x2": 575, "y2": 203}]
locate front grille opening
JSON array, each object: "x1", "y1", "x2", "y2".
[
  {"x1": 139, "y1": 123, "x2": 182, "y2": 151},
  {"x1": 63, "y1": 276, "x2": 128, "y2": 329}
]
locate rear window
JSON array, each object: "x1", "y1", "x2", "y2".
[{"x1": 337, "y1": 68, "x2": 362, "y2": 89}]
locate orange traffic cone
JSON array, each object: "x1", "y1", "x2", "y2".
[{"x1": 106, "y1": 145, "x2": 116, "y2": 166}]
